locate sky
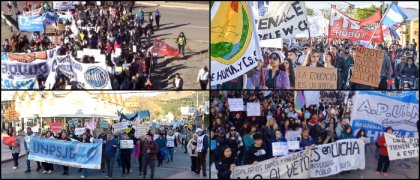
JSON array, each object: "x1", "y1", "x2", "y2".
[{"x1": 306, "y1": 1, "x2": 419, "y2": 11}]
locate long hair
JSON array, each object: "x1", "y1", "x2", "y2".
[
  {"x1": 303, "y1": 48, "x2": 319, "y2": 66},
  {"x1": 265, "y1": 118, "x2": 278, "y2": 130}
]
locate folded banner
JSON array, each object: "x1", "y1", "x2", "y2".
[
  {"x1": 152, "y1": 39, "x2": 180, "y2": 57},
  {"x1": 351, "y1": 91, "x2": 419, "y2": 142},
  {"x1": 1, "y1": 77, "x2": 39, "y2": 89},
  {"x1": 328, "y1": 8, "x2": 384, "y2": 42},
  {"x1": 250, "y1": 1, "x2": 308, "y2": 41},
  {"x1": 28, "y1": 137, "x2": 102, "y2": 169},
  {"x1": 232, "y1": 150, "x2": 310, "y2": 179},
  {"x1": 310, "y1": 139, "x2": 365, "y2": 177},
  {"x1": 18, "y1": 15, "x2": 45, "y2": 32},
  {"x1": 211, "y1": 1, "x2": 263, "y2": 85}
]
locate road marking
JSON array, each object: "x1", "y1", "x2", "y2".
[
  {"x1": 138, "y1": 2, "x2": 209, "y2": 11},
  {"x1": 183, "y1": 25, "x2": 209, "y2": 29}
]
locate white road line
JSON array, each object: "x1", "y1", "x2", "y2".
[{"x1": 183, "y1": 25, "x2": 209, "y2": 29}]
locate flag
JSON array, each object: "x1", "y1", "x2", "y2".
[
  {"x1": 294, "y1": 91, "x2": 305, "y2": 112},
  {"x1": 152, "y1": 39, "x2": 179, "y2": 57},
  {"x1": 382, "y1": 3, "x2": 408, "y2": 28}
]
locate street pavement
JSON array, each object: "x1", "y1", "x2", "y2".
[{"x1": 1, "y1": 144, "x2": 209, "y2": 179}]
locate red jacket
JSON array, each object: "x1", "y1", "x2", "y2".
[{"x1": 377, "y1": 134, "x2": 388, "y2": 156}]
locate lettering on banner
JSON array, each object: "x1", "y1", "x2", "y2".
[
  {"x1": 1, "y1": 78, "x2": 37, "y2": 89},
  {"x1": 84, "y1": 66, "x2": 109, "y2": 89},
  {"x1": 351, "y1": 47, "x2": 384, "y2": 87},
  {"x1": 295, "y1": 66, "x2": 337, "y2": 89},
  {"x1": 385, "y1": 133, "x2": 419, "y2": 160},
  {"x1": 2, "y1": 61, "x2": 49, "y2": 78},
  {"x1": 211, "y1": 50, "x2": 259, "y2": 83}
]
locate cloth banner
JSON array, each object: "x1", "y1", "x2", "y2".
[
  {"x1": 18, "y1": 15, "x2": 45, "y2": 32},
  {"x1": 296, "y1": 15, "x2": 328, "y2": 38},
  {"x1": 351, "y1": 91, "x2": 419, "y2": 142},
  {"x1": 246, "y1": 102, "x2": 261, "y2": 116},
  {"x1": 228, "y1": 98, "x2": 244, "y2": 111},
  {"x1": 44, "y1": 12, "x2": 59, "y2": 25},
  {"x1": 28, "y1": 137, "x2": 102, "y2": 169},
  {"x1": 211, "y1": 1, "x2": 263, "y2": 85},
  {"x1": 1, "y1": 77, "x2": 38, "y2": 89},
  {"x1": 328, "y1": 8, "x2": 384, "y2": 42},
  {"x1": 232, "y1": 150, "x2": 310, "y2": 179},
  {"x1": 53, "y1": 1, "x2": 75, "y2": 10},
  {"x1": 384, "y1": 133, "x2": 419, "y2": 160},
  {"x1": 310, "y1": 139, "x2": 365, "y2": 177},
  {"x1": 23, "y1": 7, "x2": 43, "y2": 16},
  {"x1": 152, "y1": 39, "x2": 180, "y2": 57}
]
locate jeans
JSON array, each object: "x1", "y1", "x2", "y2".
[
  {"x1": 377, "y1": 155, "x2": 390, "y2": 173},
  {"x1": 138, "y1": 156, "x2": 143, "y2": 174},
  {"x1": 82, "y1": 168, "x2": 87, "y2": 177},
  {"x1": 121, "y1": 155, "x2": 131, "y2": 174},
  {"x1": 178, "y1": 45, "x2": 185, "y2": 56},
  {"x1": 190, "y1": 156, "x2": 197, "y2": 173},
  {"x1": 196, "y1": 151, "x2": 207, "y2": 176},
  {"x1": 100, "y1": 151, "x2": 106, "y2": 173},
  {"x1": 143, "y1": 159, "x2": 155, "y2": 179},
  {"x1": 166, "y1": 147, "x2": 174, "y2": 162},
  {"x1": 156, "y1": 150, "x2": 163, "y2": 166},
  {"x1": 106, "y1": 157, "x2": 115, "y2": 178},
  {"x1": 116, "y1": 149, "x2": 121, "y2": 167},
  {"x1": 199, "y1": 80, "x2": 208, "y2": 90},
  {"x1": 12, "y1": 153, "x2": 19, "y2": 167},
  {"x1": 378, "y1": 76, "x2": 388, "y2": 90}
]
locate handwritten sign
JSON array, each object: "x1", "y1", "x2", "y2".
[
  {"x1": 246, "y1": 103, "x2": 261, "y2": 116},
  {"x1": 385, "y1": 133, "x2": 419, "y2": 160},
  {"x1": 113, "y1": 122, "x2": 128, "y2": 133},
  {"x1": 50, "y1": 122, "x2": 62, "y2": 132},
  {"x1": 351, "y1": 47, "x2": 384, "y2": 87},
  {"x1": 288, "y1": 141, "x2": 300, "y2": 150},
  {"x1": 295, "y1": 66, "x2": 337, "y2": 89},
  {"x1": 228, "y1": 98, "x2": 244, "y2": 112},
  {"x1": 75, "y1": 128, "x2": 85, "y2": 136},
  {"x1": 120, "y1": 140, "x2": 134, "y2": 149},
  {"x1": 272, "y1": 142, "x2": 288, "y2": 156},
  {"x1": 134, "y1": 124, "x2": 149, "y2": 138}
]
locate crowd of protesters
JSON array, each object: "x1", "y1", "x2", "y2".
[
  {"x1": 209, "y1": 90, "x2": 410, "y2": 178},
  {"x1": 213, "y1": 36, "x2": 418, "y2": 90},
  {"x1": 6, "y1": 121, "x2": 209, "y2": 179},
  {"x1": 2, "y1": 1, "x2": 207, "y2": 90}
]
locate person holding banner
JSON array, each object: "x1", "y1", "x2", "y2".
[
  {"x1": 215, "y1": 146, "x2": 235, "y2": 179},
  {"x1": 79, "y1": 133, "x2": 91, "y2": 178},
  {"x1": 41, "y1": 131, "x2": 55, "y2": 174},
  {"x1": 376, "y1": 127, "x2": 393, "y2": 177},
  {"x1": 273, "y1": 129, "x2": 288, "y2": 157},
  {"x1": 23, "y1": 127, "x2": 41, "y2": 173},
  {"x1": 245, "y1": 133, "x2": 268, "y2": 165},
  {"x1": 297, "y1": 128, "x2": 314, "y2": 150},
  {"x1": 252, "y1": 53, "x2": 290, "y2": 89},
  {"x1": 60, "y1": 132, "x2": 71, "y2": 176}
]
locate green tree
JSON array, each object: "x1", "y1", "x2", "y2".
[{"x1": 353, "y1": 5, "x2": 381, "y2": 20}]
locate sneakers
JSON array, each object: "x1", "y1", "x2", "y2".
[
  {"x1": 376, "y1": 171, "x2": 381, "y2": 175},
  {"x1": 43, "y1": 170, "x2": 47, "y2": 174},
  {"x1": 25, "y1": 169, "x2": 31, "y2": 173},
  {"x1": 81, "y1": 175, "x2": 85, "y2": 179},
  {"x1": 13, "y1": 166, "x2": 17, "y2": 170},
  {"x1": 384, "y1": 172, "x2": 389, "y2": 177},
  {"x1": 130, "y1": 169, "x2": 133, "y2": 173},
  {"x1": 48, "y1": 170, "x2": 52, "y2": 174}
]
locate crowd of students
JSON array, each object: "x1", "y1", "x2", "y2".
[
  {"x1": 209, "y1": 91, "x2": 410, "y2": 178},
  {"x1": 7, "y1": 122, "x2": 209, "y2": 179}
]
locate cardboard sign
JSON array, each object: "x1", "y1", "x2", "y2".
[
  {"x1": 45, "y1": 25, "x2": 56, "y2": 34},
  {"x1": 228, "y1": 98, "x2": 244, "y2": 112},
  {"x1": 351, "y1": 47, "x2": 384, "y2": 87},
  {"x1": 75, "y1": 128, "x2": 85, "y2": 136},
  {"x1": 120, "y1": 140, "x2": 134, "y2": 149},
  {"x1": 246, "y1": 102, "x2": 261, "y2": 116},
  {"x1": 295, "y1": 66, "x2": 337, "y2": 89},
  {"x1": 385, "y1": 133, "x2": 419, "y2": 161},
  {"x1": 50, "y1": 122, "x2": 62, "y2": 132},
  {"x1": 288, "y1": 141, "x2": 300, "y2": 150},
  {"x1": 57, "y1": 24, "x2": 66, "y2": 31},
  {"x1": 272, "y1": 141, "x2": 288, "y2": 156}
]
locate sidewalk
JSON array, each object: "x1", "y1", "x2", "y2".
[
  {"x1": 136, "y1": 1, "x2": 209, "y2": 10},
  {"x1": 1, "y1": 133, "x2": 26, "y2": 163}
]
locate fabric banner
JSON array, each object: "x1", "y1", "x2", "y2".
[
  {"x1": 1, "y1": 77, "x2": 38, "y2": 89},
  {"x1": 50, "y1": 122, "x2": 62, "y2": 132},
  {"x1": 328, "y1": 8, "x2": 384, "y2": 42},
  {"x1": 18, "y1": 15, "x2": 45, "y2": 32},
  {"x1": 44, "y1": 12, "x2": 59, "y2": 25},
  {"x1": 211, "y1": 1, "x2": 263, "y2": 85},
  {"x1": 351, "y1": 47, "x2": 384, "y2": 87},
  {"x1": 1, "y1": 59, "x2": 49, "y2": 79},
  {"x1": 303, "y1": 91, "x2": 320, "y2": 107},
  {"x1": 228, "y1": 98, "x2": 244, "y2": 112},
  {"x1": 28, "y1": 137, "x2": 102, "y2": 169},
  {"x1": 53, "y1": 1, "x2": 75, "y2": 10},
  {"x1": 296, "y1": 15, "x2": 328, "y2": 38},
  {"x1": 152, "y1": 39, "x2": 180, "y2": 57},
  {"x1": 232, "y1": 150, "x2": 310, "y2": 179},
  {"x1": 295, "y1": 66, "x2": 337, "y2": 89},
  {"x1": 120, "y1": 140, "x2": 134, "y2": 149},
  {"x1": 310, "y1": 139, "x2": 365, "y2": 177},
  {"x1": 23, "y1": 7, "x2": 43, "y2": 16},
  {"x1": 384, "y1": 133, "x2": 419, "y2": 160},
  {"x1": 351, "y1": 91, "x2": 419, "y2": 142},
  {"x1": 250, "y1": 1, "x2": 308, "y2": 41},
  {"x1": 2, "y1": 137, "x2": 17, "y2": 147},
  {"x1": 246, "y1": 102, "x2": 261, "y2": 116}
]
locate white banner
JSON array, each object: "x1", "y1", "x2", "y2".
[
  {"x1": 53, "y1": 1, "x2": 75, "y2": 10},
  {"x1": 246, "y1": 102, "x2": 261, "y2": 116},
  {"x1": 295, "y1": 15, "x2": 328, "y2": 38},
  {"x1": 75, "y1": 128, "x2": 85, "y2": 136},
  {"x1": 250, "y1": 1, "x2": 308, "y2": 42},
  {"x1": 310, "y1": 139, "x2": 365, "y2": 178},
  {"x1": 120, "y1": 140, "x2": 134, "y2": 149},
  {"x1": 228, "y1": 98, "x2": 244, "y2": 112},
  {"x1": 232, "y1": 150, "x2": 310, "y2": 179},
  {"x1": 210, "y1": 1, "x2": 263, "y2": 85},
  {"x1": 385, "y1": 133, "x2": 419, "y2": 161},
  {"x1": 304, "y1": 91, "x2": 320, "y2": 107},
  {"x1": 272, "y1": 142, "x2": 288, "y2": 156},
  {"x1": 23, "y1": 7, "x2": 43, "y2": 16}
]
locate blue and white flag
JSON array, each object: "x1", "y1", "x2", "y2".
[
  {"x1": 381, "y1": 3, "x2": 408, "y2": 28},
  {"x1": 351, "y1": 91, "x2": 419, "y2": 142},
  {"x1": 18, "y1": 15, "x2": 45, "y2": 32},
  {"x1": 44, "y1": 12, "x2": 59, "y2": 25}
]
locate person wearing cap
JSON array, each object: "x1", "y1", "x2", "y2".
[
  {"x1": 252, "y1": 52, "x2": 290, "y2": 89},
  {"x1": 245, "y1": 133, "x2": 268, "y2": 165},
  {"x1": 142, "y1": 133, "x2": 157, "y2": 179},
  {"x1": 195, "y1": 128, "x2": 208, "y2": 177},
  {"x1": 376, "y1": 126, "x2": 393, "y2": 177}
]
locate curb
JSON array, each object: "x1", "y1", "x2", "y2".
[
  {"x1": 1, "y1": 153, "x2": 27, "y2": 163},
  {"x1": 137, "y1": 2, "x2": 208, "y2": 10}
]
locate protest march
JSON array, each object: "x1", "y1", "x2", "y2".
[
  {"x1": 210, "y1": 1, "x2": 419, "y2": 90},
  {"x1": 210, "y1": 90, "x2": 419, "y2": 179}
]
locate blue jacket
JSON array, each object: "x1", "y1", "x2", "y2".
[
  {"x1": 105, "y1": 139, "x2": 118, "y2": 158},
  {"x1": 202, "y1": 134, "x2": 209, "y2": 153},
  {"x1": 298, "y1": 136, "x2": 314, "y2": 149},
  {"x1": 275, "y1": 136, "x2": 287, "y2": 143},
  {"x1": 155, "y1": 137, "x2": 166, "y2": 150}
]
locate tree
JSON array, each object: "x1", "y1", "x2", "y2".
[
  {"x1": 307, "y1": 7, "x2": 314, "y2": 16},
  {"x1": 353, "y1": 5, "x2": 381, "y2": 20},
  {"x1": 4, "y1": 104, "x2": 19, "y2": 122}
]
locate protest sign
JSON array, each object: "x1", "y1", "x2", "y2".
[
  {"x1": 211, "y1": 2, "x2": 263, "y2": 85},
  {"x1": 18, "y1": 15, "x2": 45, "y2": 32},
  {"x1": 272, "y1": 142, "x2": 288, "y2": 156},
  {"x1": 228, "y1": 98, "x2": 244, "y2": 112},
  {"x1": 295, "y1": 66, "x2": 337, "y2": 89},
  {"x1": 84, "y1": 119, "x2": 97, "y2": 131},
  {"x1": 99, "y1": 121, "x2": 109, "y2": 128},
  {"x1": 288, "y1": 141, "x2": 300, "y2": 150},
  {"x1": 328, "y1": 8, "x2": 384, "y2": 42},
  {"x1": 385, "y1": 133, "x2": 419, "y2": 161},
  {"x1": 2, "y1": 137, "x2": 17, "y2": 147},
  {"x1": 22, "y1": 7, "x2": 43, "y2": 16},
  {"x1": 44, "y1": 12, "x2": 59, "y2": 25},
  {"x1": 28, "y1": 137, "x2": 102, "y2": 169},
  {"x1": 250, "y1": 2, "x2": 308, "y2": 41},
  {"x1": 53, "y1": 1, "x2": 75, "y2": 10},
  {"x1": 135, "y1": 124, "x2": 149, "y2": 138},
  {"x1": 120, "y1": 140, "x2": 134, "y2": 149},
  {"x1": 45, "y1": 25, "x2": 56, "y2": 34},
  {"x1": 57, "y1": 24, "x2": 66, "y2": 31},
  {"x1": 246, "y1": 102, "x2": 261, "y2": 116},
  {"x1": 1, "y1": 77, "x2": 38, "y2": 90},
  {"x1": 75, "y1": 128, "x2": 85, "y2": 136},
  {"x1": 112, "y1": 122, "x2": 128, "y2": 133},
  {"x1": 286, "y1": 130, "x2": 301, "y2": 141},
  {"x1": 50, "y1": 122, "x2": 62, "y2": 132},
  {"x1": 351, "y1": 91, "x2": 418, "y2": 142},
  {"x1": 351, "y1": 47, "x2": 384, "y2": 87},
  {"x1": 310, "y1": 139, "x2": 365, "y2": 177},
  {"x1": 304, "y1": 91, "x2": 320, "y2": 107},
  {"x1": 232, "y1": 151, "x2": 310, "y2": 179}
]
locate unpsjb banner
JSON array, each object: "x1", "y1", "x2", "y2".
[
  {"x1": 328, "y1": 8, "x2": 384, "y2": 42},
  {"x1": 28, "y1": 137, "x2": 102, "y2": 169},
  {"x1": 351, "y1": 91, "x2": 419, "y2": 142}
]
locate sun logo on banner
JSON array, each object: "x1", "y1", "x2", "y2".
[{"x1": 211, "y1": 2, "x2": 253, "y2": 65}]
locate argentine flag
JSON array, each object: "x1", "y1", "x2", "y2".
[{"x1": 381, "y1": 3, "x2": 408, "y2": 28}]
